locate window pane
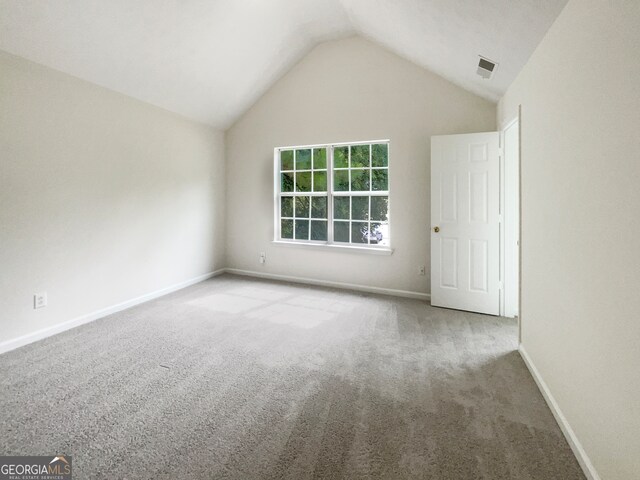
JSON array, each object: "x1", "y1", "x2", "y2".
[
  {"x1": 372, "y1": 144, "x2": 388, "y2": 167},
  {"x1": 281, "y1": 150, "x2": 294, "y2": 170},
  {"x1": 334, "y1": 197, "x2": 350, "y2": 220},
  {"x1": 351, "y1": 221, "x2": 367, "y2": 244},
  {"x1": 351, "y1": 169, "x2": 369, "y2": 191},
  {"x1": 313, "y1": 171, "x2": 327, "y2": 192},
  {"x1": 296, "y1": 149, "x2": 311, "y2": 169},
  {"x1": 310, "y1": 220, "x2": 327, "y2": 241},
  {"x1": 372, "y1": 169, "x2": 388, "y2": 191},
  {"x1": 370, "y1": 196, "x2": 388, "y2": 221},
  {"x1": 295, "y1": 220, "x2": 309, "y2": 240},
  {"x1": 313, "y1": 148, "x2": 326, "y2": 170},
  {"x1": 334, "y1": 221, "x2": 349, "y2": 242},
  {"x1": 295, "y1": 196, "x2": 310, "y2": 218},
  {"x1": 334, "y1": 170, "x2": 349, "y2": 191},
  {"x1": 334, "y1": 146, "x2": 348, "y2": 168},
  {"x1": 311, "y1": 197, "x2": 327, "y2": 219},
  {"x1": 281, "y1": 196, "x2": 293, "y2": 217},
  {"x1": 281, "y1": 219, "x2": 293, "y2": 239},
  {"x1": 351, "y1": 196, "x2": 369, "y2": 220},
  {"x1": 369, "y1": 222, "x2": 387, "y2": 245},
  {"x1": 379, "y1": 223, "x2": 390, "y2": 246},
  {"x1": 350, "y1": 145, "x2": 370, "y2": 168},
  {"x1": 281, "y1": 172, "x2": 294, "y2": 192},
  {"x1": 296, "y1": 171, "x2": 311, "y2": 192}
]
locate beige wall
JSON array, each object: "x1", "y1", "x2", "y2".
[
  {"x1": 225, "y1": 36, "x2": 496, "y2": 294},
  {"x1": 498, "y1": 1, "x2": 640, "y2": 478},
  {"x1": 0, "y1": 51, "x2": 225, "y2": 346}
]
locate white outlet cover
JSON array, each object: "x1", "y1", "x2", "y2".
[{"x1": 34, "y1": 292, "x2": 47, "y2": 309}]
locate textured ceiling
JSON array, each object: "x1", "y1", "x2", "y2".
[{"x1": 0, "y1": 0, "x2": 567, "y2": 129}]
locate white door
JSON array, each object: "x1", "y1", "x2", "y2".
[{"x1": 430, "y1": 132, "x2": 500, "y2": 315}]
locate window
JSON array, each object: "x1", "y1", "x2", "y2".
[{"x1": 275, "y1": 140, "x2": 390, "y2": 250}]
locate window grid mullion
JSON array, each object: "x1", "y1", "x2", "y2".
[
  {"x1": 349, "y1": 197, "x2": 352, "y2": 244},
  {"x1": 368, "y1": 195, "x2": 372, "y2": 245},
  {"x1": 311, "y1": 149, "x2": 314, "y2": 193},
  {"x1": 369, "y1": 145, "x2": 372, "y2": 195},
  {"x1": 308, "y1": 148, "x2": 312, "y2": 242},
  {"x1": 276, "y1": 150, "x2": 280, "y2": 240},
  {"x1": 348, "y1": 146, "x2": 352, "y2": 244},
  {"x1": 328, "y1": 146, "x2": 334, "y2": 245},
  {"x1": 368, "y1": 146, "x2": 372, "y2": 245}
]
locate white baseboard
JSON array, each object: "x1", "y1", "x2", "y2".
[
  {"x1": 0, "y1": 269, "x2": 225, "y2": 355},
  {"x1": 519, "y1": 345, "x2": 600, "y2": 480},
  {"x1": 224, "y1": 268, "x2": 430, "y2": 301}
]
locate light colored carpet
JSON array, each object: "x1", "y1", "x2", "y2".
[{"x1": 0, "y1": 274, "x2": 584, "y2": 479}]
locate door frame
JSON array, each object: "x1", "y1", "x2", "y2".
[{"x1": 499, "y1": 112, "x2": 521, "y2": 326}]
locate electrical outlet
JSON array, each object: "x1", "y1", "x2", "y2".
[
  {"x1": 259, "y1": 252, "x2": 266, "y2": 264},
  {"x1": 418, "y1": 266, "x2": 426, "y2": 276},
  {"x1": 34, "y1": 292, "x2": 47, "y2": 309}
]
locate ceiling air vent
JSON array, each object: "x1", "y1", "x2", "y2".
[{"x1": 477, "y1": 56, "x2": 497, "y2": 79}]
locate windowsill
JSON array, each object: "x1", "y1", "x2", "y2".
[{"x1": 272, "y1": 240, "x2": 394, "y2": 256}]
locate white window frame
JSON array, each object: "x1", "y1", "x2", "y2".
[{"x1": 273, "y1": 139, "x2": 392, "y2": 255}]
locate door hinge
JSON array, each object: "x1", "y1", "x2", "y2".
[{"x1": 498, "y1": 281, "x2": 504, "y2": 290}]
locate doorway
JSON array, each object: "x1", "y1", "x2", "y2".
[{"x1": 430, "y1": 123, "x2": 520, "y2": 318}]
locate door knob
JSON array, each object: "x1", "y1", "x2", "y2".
[{"x1": 433, "y1": 226, "x2": 440, "y2": 233}]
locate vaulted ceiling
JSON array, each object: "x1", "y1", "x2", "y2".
[{"x1": 0, "y1": 0, "x2": 567, "y2": 129}]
